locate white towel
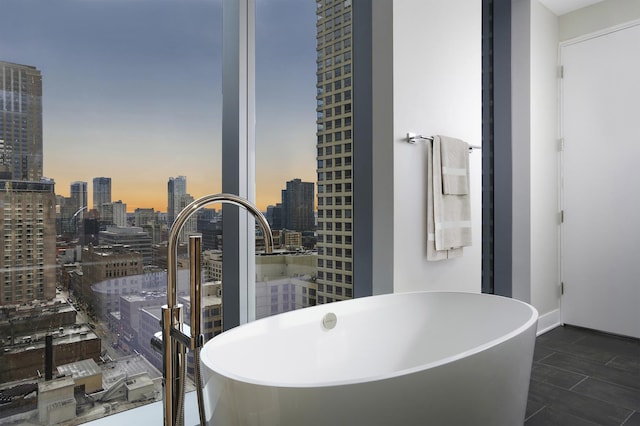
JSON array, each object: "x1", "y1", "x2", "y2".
[
  {"x1": 427, "y1": 137, "x2": 464, "y2": 261},
  {"x1": 439, "y1": 135, "x2": 470, "y2": 195},
  {"x1": 431, "y1": 135, "x2": 472, "y2": 253}
]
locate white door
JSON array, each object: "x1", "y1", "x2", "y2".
[{"x1": 561, "y1": 23, "x2": 640, "y2": 339}]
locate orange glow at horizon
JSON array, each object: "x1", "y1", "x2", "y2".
[{"x1": 48, "y1": 167, "x2": 316, "y2": 213}]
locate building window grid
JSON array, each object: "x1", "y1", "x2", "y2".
[{"x1": 316, "y1": 0, "x2": 353, "y2": 303}]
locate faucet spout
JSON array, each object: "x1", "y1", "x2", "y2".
[
  {"x1": 161, "y1": 193, "x2": 273, "y2": 426},
  {"x1": 167, "y1": 193, "x2": 274, "y2": 308}
]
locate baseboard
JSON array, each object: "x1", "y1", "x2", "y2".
[{"x1": 536, "y1": 309, "x2": 561, "y2": 336}]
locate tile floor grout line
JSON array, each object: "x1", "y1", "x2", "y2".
[
  {"x1": 537, "y1": 358, "x2": 640, "y2": 393},
  {"x1": 535, "y1": 351, "x2": 557, "y2": 363},
  {"x1": 535, "y1": 358, "x2": 589, "y2": 380},
  {"x1": 568, "y1": 375, "x2": 590, "y2": 391},
  {"x1": 542, "y1": 384, "x2": 634, "y2": 426},
  {"x1": 604, "y1": 354, "x2": 619, "y2": 365},
  {"x1": 620, "y1": 410, "x2": 636, "y2": 425},
  {"x1": 529, "y1": 327, "x2": 640, "y2": 426},
  {"x1": 537, "y1": 347, "x2": 640, "y2": 377},
  {"x1": 524, "y1": 404, "x2": 548, "y2": 422},
  {"x1": 537, "y1": 343, "x2": 617, "y2": 365}
]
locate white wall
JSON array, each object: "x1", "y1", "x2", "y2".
[
  {"x1": 382, "y1": 0, "x2": 482, "y2": 294},
  {"x1": 370, "y1": 0, "x2": 639, "y2": 310},
  {"x1": 530, "y1": 0, "x2": 561, "y2": 326}
]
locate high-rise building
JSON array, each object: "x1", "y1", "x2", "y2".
[
  {"x1": 0, "y1": 61, "x2": 44, "y2": 181},
  {"x1": 167, "y1": 175, "x2": 187, "y2": 226},
  {"x1": 315, "y1": 0, "x2": 353, "y2": 303},
  {"x1": 93, "y1": 177, "x2": 112, "y2": 209},
  {"x1": 0, "y1": 61, "x2": 56, "y2": 305},
  {"x1": 0, "y1": 181, "x2": 57, "y2": 304},
  {"x1": 70, "y1": 181, "x2": 88, "y2": 214},
  {"x1": 266, "y1": 204, "x2": 283, "y2": 230},
  {"x1": 69, "y1": 181, "x2": 88, "y2": 240},
  {"x1": 281, "y1": 179, "x2": 315, "y2": 232},
  {"x1": 167, "y1": 176, "x2": 196, "y2": 243},
  {"x1": 99, "y1": 200, "x2": 127, "y2": 227}
]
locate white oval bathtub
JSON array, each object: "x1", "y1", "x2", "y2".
[{"x1": 200, "y1": 291, "x2": 538, "y2": 426}]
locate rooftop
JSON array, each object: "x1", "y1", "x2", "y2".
[
  {"x1": 38, "y1": 376, "x2": 74, "y2": 393},
  {"x1": 120, "y1": 294, "x2": 166, "y2": 303},
  {"x1": 125, "y1": 374, "x2": 154, "y2": 391},
  {"x1": 57, "y1": 358, "x2": 101, "y2": 380},
  {"x1": 2, "y1": 324, "x2": 98, "y2": 355},
  {"x1": 101, "y1": 354, "x2": 161, "y2": 390}
]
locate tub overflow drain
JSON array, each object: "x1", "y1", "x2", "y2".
[{"x1": 322, "y1": 312, "x2": 337, "y2": 330}]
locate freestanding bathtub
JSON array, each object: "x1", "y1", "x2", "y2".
[{"x1": 200, "y1": 291, "x2": 538, "y2": 426}]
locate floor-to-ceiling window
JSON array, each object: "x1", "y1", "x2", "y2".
[
  {"x1": 253, "y1": 0, "x2": 318, "y2": 320},
  {"x1": 253, "y1": 0, "x2": 356, "y2": 322},
  {"x1": 0, "y1": 1, "x2": 376, "y2": 422},
  {"x1": 0, "y1": 1, "x2": 222, "y2": 423}
]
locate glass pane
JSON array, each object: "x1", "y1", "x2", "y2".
[
  {"x1": 0, "y1": 0, "x2": 221, "y2": 423},
  {"x1": 255, "y1": 0, "x2": 353, "y2": 319},
  {"x1": 255, "y1": 0, "x2": 318, "y2": 319}
]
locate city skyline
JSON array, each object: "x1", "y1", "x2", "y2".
[
  {"x1": 1, "y1": 0, "x2": 317, "y2": 212},
  {"x1": 0, "y1": 2, "x2": 323, "y2": 421},
  {"x1": 59, "y1": 173, "x2": 314, "y2": 214}
]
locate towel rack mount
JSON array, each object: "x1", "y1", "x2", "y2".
[{"x1": 406, "y1": 132, "x2": 481, "y2": 151}]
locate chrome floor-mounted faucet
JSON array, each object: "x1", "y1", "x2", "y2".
[{"x1": 152, "y1": 193, "x2": 274, "y2": 426}]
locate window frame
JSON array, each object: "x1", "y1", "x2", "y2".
[
  {"x1": 222, "y1": 0, "x2": 257, "y2": 328},
  {"x1": 222, "y1": 0, "x2": 382, "y2": 329}
]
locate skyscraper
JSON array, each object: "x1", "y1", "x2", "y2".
[
  {"x1": 0, "y1": 61, "x2": 56, "y2": 305},
  {"x1": 93, "y1": 176, "x2": 112, "y2": 210},
  {"x1": 281, "y1": 178, "x2": 314, "y2": 231},
  {"x1": 167, "y1": 175, "x2": 187, "y2": 226},
  {"x1": 315, "y1": 0, "x2": 353, "y2": 303},
  {"x1": 266, "y1": 204, "x2": 283, "y2": 230},
  {"x1": 167, "y1": 175, "x2": 195, "y2": 242},
  {"x1": 0, "y1": 61, "x2": 43, "y2": 181},
  {"x1": 70, "y1": 181, "x2": 88, "y2": 214}
]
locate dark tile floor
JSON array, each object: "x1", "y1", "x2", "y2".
[{"x1": 525, "y1": 325, "x2": 640, "y2": 426}]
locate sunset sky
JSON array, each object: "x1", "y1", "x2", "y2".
[{"x1": 1, "y1": 0, "x2": 317, "y2": 211}]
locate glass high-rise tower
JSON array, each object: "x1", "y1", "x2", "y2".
[
  {"x1": 0, "y1": 61, "x2": 56, "y2": 305},
  {"x1": 167, "y1": 175, "x2": 195, "y2": 242},
  {"x1": 93, "y1": 176, "x2": 112, "y2": 210},
  {"x1": 0, "y1": 61, "x2": 43, "y2": 181},
  {"x1": 70, "y1": 181, "x2": 88, "y2": 213},
  {"x1": 315, "y1": 0, "x2": 353, "y2": 303}
]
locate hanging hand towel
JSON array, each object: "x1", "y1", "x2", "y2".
[
  {"x1": 432, "y1": 135, "x2": 472, "y2": 251},
  {"x1": 427, "y1": 136, "x2": 463, "y2": 261},
  {"x1": 439, "y1": 135, "x2": 469, "y2": 195}
]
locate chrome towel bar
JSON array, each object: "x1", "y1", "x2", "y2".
[{"x1": 406, "y1": 133, "x2": 481, "y2": 151}]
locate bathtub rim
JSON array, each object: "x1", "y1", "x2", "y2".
[{"x1": 200, "y1": 291, "x2": 539, "y2": 388}]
